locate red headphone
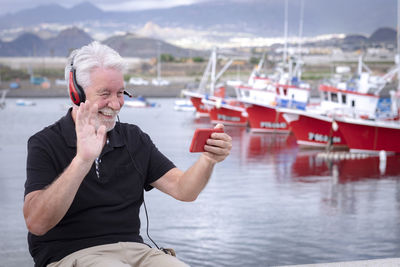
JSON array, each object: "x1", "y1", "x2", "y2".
[
  {"x1": 68, "y1": 61, "x2": 86, "y2": 105},
  {"x1": 69, "y1": 60, "x2": 133, "y2": 105}
]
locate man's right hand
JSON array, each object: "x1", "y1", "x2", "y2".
[{"x1": 75, "y1": 101, "x2": 107, "y2": 163}]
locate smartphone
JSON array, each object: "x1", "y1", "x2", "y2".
[{"x1": 189, "y1": 128, "x2": 224, "y2": 153}]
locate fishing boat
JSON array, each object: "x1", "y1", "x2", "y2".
[
  {"x1": 16, "y1": 99, "x2": 36, "y2": 106},
  {"x1": 199, "y1": 62, "x2": 250, "y2": 126},
  {"x1": 201, "y1": 97, "x2": 248, "y2": 126},
  {"x1": 199, "y1": 51, "x2": 277, "y2": 127},
  {"x1": 181, "y1": 47, "x2": 232, "y2": 118},
  {"x1": 236, "y1": 52, "x2": 311, "y2": 133},
  {"x1": 330, "y1": 0, "x2": 400, "y2": 154},
  {"x1": 174, "y1": 99, "x2": 195, "y2": 112},
  {"x1": 239, "y1": 78, "x2": 310, "y2": 133},
  {"x1": 281, "y1": 57, "x2": 399, "y2": 149},
  {"x1": 236, "y1": 0, "x2": 310, "y2": 133},
  {"x1": 281, "y1": 108, "x2": 348, "y2": 149},
  {"x1": 334, "y1": 114, "x2": 400, "y2": 154}
]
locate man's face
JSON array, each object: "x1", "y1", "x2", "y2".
[{"x1": 84, "y1": 67, "x2": 125, "y2": 131}]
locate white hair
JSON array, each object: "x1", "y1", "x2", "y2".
[{"x1": 65, "y1": 41, "x2": 127, "y2": 93}]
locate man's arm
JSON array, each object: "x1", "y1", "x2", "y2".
[
  {"x1": 151, "y1": 124, "x2": 232, "y2": 201},
  {"x1": 23, "y1": 157, "x2": 93, "y2": 236},
  {"x1": 23, "y1": 101, "x2": 106, "y2": 236}
]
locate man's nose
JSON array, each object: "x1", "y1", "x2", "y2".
[{"x1": 108, "y1": 94, "x2": 121, "y2": 109}]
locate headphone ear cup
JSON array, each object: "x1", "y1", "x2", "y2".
[{"x1": 69, "y1": 68, "x2": 86, "y2": 105}]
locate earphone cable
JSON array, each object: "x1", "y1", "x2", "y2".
[
  {"x1": 142, "y1": 198, "x2": 160, "y2": 249},
  {"x1": 117, "y1": 115, "x2": 160, "y2": 250}
]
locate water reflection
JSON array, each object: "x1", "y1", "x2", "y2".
[
  {"x1": 292, "y1": 151, "x2": 400, "y2": 183},
  {"x1": 232, "y1": 127, "x2": 400, "y2": 219},
  {"x1": 242, "y1": 132, "x2": 298, "y2": 160},
  {"x1": 3, "y1": 98, "x2": 400, "y2": 267},
  {"x1": 228, "y1": 125, "x2": 400, "y2": 183}
]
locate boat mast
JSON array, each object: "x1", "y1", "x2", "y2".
[
  {"x1": 292, "y1": 0, "x2": 305, "y2": 80},
  {"x1": 297, "y1": 0, "x2": 304, "y2": 62},
  {"x1": 283, "y1": 0, "x2": 288, "y2": 64},
  {"x1": 210, "y1": 46, "x2": 217, "y2": 95},
  {"x1": 198, "y1": 47, "x2": 217, "y2": 94},
  {"x1": 157, "y1": 41, "x2": 161, "y2": 82},
  {"x1": 397, "y1": 0, "x2": 400, "y2": 91}
]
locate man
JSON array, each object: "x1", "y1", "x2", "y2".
[{"x1": 23, "y1": 41, "x2": 232, "y2": 267}]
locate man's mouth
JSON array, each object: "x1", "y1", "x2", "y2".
[{"x1": 99, "y1": 108, "x2": 118, "y2": 118}]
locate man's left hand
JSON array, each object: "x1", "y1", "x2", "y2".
[{"x1": 202, "y1": 124, "x2": 232, "y2": 164}]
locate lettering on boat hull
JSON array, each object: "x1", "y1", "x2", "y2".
[{"x1": 260, "y1": 121, "x2": 287, "y2": 129}]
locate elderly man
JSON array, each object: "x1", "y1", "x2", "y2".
[{"x1": 23, "y1": 41, "x2": 232, "y2": 267}]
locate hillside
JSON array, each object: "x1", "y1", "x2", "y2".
[
  {"x1": 0, "y1": 27, "x2": 206, "y2": 58},
  {"x1": 103, "y1": 33, "x2": 206, "y2": 58},
  {"x1": 0, "y1": 0, "x2": 396, "y2": 38}
]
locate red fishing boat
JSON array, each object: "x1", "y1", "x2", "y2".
[
  {"x1": 238, "y1": 79, "x2": 311, "y2": 133},
  {"x1": 280, "y1": 59, "x2": 399, "y2": 149},
  {"x1": 235, "y1": 0, "x2": 311, "y2": 133},
  {"x1": 201, "y1": 98, "x2": 248, "y2": 126},
  {"x1": 282, "y1": 109, "x2": 347, "y2": 149},
  {"x1": 334, "y1": 115, "x2": 400, "y2": 154},
  {"x1": 181, "y1": 47, "x2": 233, "y2": 118}
]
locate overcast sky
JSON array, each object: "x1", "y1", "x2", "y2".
[{"x1": 0, "y1": 0, "x2": 218, "y2": 15}]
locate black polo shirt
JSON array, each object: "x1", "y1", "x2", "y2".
[{"x1": 25, "y1": 108, "x2": 175, "y2": 267}]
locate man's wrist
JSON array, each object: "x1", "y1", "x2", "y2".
[
  {"x1": 73, "y1": 155, "x2": 94, "y2": 170},
  {"x1": 200, "y1": 153, "x2": 217, "y2": 166}
]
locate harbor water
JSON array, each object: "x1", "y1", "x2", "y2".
[{"x1": 1, "y1": 97, "x2": 400, "y2": 267}]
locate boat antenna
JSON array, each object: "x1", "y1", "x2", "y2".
[
  {"x1": 283, "y1": 0, "x2": 289, "y2": 64},
  {"x1": 293, "y1": 0, "x2": 305, "y2": 79},
  {"x1": 297, "y1": 0, "x2": 304, "y2": 62}
]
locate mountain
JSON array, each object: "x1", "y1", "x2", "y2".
[
  {"x1": 0, "y1": 2, "x2": 104, "y2": 29},
  {"x1": 0, "y1": 27, "x2": 93, "y2": 57},
  {"x1": 47, "y1": 27, "x2": 94, "y2": 57},
  {"x1": 369, "y1": 27, "x2": 397, "y2": 44},
  {"x1": 102, "y1": 33, "x2": 206, "y2": 58},
  {"x1": 0, "y1": 0, "x2": 396, "y2": 38},
  {"x1": 0, "y1": 33, "x2": 47, "y2": 56},
  {"x1": 0, "y1": 27, "x2": 205, "y2": 58}
]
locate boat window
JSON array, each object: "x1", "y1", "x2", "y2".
[
  {"x1": 331, "y1": 93, "x2": 338, "y2": 103},
  {"x1": 351, "y1": 100, "x2": 355, "y2": 107},
  {"x1": 323, "y1": 91, "x2": 328, "y2": 100},
  {"x1": 341, "y1": 94, "x2": 346, "y2": 104}
]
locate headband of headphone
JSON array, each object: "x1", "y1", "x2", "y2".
[
  {"x1": 69, "y1": 59, "x2": 134, "y2": 105},
  {"x1": 69, "y1": 61, "x2": 86, "y2": 106}
]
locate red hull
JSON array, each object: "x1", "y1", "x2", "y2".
[
  {"x1": 335, "y1": 119, "x2": 400, "y2": 154},
  {"x1": 284, "y1": 112, "x2": 347, "y2": 148},
  {"x1": 208, "y1": 106, "x2": 247, "y2": 126},
  {"x1": 189, "y1": 96, "x2": 209, "y2": 117},
  {"x1": 246, "y1": 104, "x2": 290, "y2": 133}
]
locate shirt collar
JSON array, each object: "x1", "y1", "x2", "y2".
[{"x1": 60, "y1": 108, "x2": 124, "y2": 148}]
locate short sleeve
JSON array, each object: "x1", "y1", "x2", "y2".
[
  {"x1": 25, "y1": 135, "x2": 58, "y2": 196},
  {"x1": 140, "y1": 132, "x2": 175, "y2": 191}
]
